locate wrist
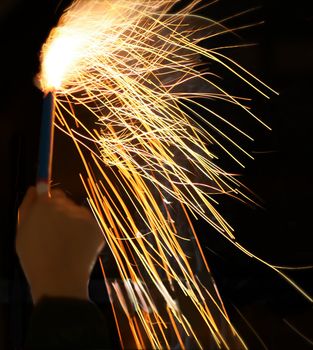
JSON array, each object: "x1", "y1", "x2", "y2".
[{"x1": 31, "y1": 277, "x2": 89, "y2": 304}]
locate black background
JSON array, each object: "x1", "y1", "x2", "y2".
[{"x1": 0, "y1": 0, "x2": 312, "y2": 349}]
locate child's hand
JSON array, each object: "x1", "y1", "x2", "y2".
[{"x1": 16, "y1": 187, "x2": 104, "y2": 304}]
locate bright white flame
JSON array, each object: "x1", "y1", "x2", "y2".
[
  {"x1": 40, "y1": 0, "x2": 144, "y2": 91},
  {"x1": 41, "y1": 30, "x2": 88, "y2": 90}
]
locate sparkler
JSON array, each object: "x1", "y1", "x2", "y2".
[{"x1": 36, "y1": 0, "x2": 311, "y2": 348}]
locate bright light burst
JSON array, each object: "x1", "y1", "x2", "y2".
[{"x1": 38, "y1": 0, "x2": 311, "y2": 349}]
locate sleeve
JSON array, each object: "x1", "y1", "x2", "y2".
[{"x1": 24, "y1": 297, "x2": 114, "y2": 349}]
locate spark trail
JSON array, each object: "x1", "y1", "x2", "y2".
[{"x1": 38, "y1": 0, "x2": 310, "y2": 348}]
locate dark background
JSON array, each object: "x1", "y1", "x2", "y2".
[{"x1": 0, "y1": 0, "x2": 312, "y2": 349}]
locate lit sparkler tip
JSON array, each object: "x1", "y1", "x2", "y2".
[{"x1": 38, "y1": 0, "x2": 133, "y2": 93}]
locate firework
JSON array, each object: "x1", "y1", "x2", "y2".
[{"x1": 37, "y1": 0, "x2": 311, "y2": 348}]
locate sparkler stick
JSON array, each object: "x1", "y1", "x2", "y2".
[{"x1": 36, "y1": 91, "x2": 55, "y2": 195}]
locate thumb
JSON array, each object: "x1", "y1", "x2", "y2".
[{"x1": 18, "y1": 187, "x2": 37, "y2": 226}]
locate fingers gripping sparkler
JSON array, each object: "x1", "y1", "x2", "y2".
[{"x1": 36, "y1": 0, "x2": 311, "y2": 348}]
